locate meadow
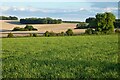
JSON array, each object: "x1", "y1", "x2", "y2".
[{"x1": 2, "y1": 34, "x2": 119, "y2": 78}]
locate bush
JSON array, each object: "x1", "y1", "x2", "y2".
[
  {"x1": 85, "y1": 28, "x2": 94, "y2": 35},
  {"x1": 32, "y1": 28, "x2": 38, "y2": 31},
  {"x1": 49, "y1": 31, "x2": 56, "y2": 36},
  {"x1": 60, "y1": 32, "x2": 65, "y2": 36},
  {"x1": 20, "y1": 28, "x2": 27, "y2": 31},
  {"x1": 12, "y1": 27, "x2": 27, "y2": 31},
  {"x1": 29, "y1": 33, "x2": 33, "y2": 37},
  {"x1": 12, "y1": 25, "x2": 38, "y2": 31},
  {"x1": 33, "y1": 33, "x2": 38, "y2": 37},
  {"x1": 44, "y1": 31, "x2": 50, "y2": 37},
  {"x1": 24, "y1": 25, "x2": 34, "y2": 31},
  {"x1": 66, "y1": 29, "x2": 73, "y2": 36},
  {"x1": 115, "y1": 28, "x2": 120, "y2": 33},
  {"x1": 7, "y1": 33, "x2": 14, "y2": 38},
  {"x1": 12, "y1": 27, "x2": 21, "y2": 31}
]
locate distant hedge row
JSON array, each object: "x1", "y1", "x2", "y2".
[
  {"x1": 20, "y1": 17, "x2": 62, "y2": 24},
  {"x1": 0, "y1": 16, "x2": 18, "y2": 20},
  {"x1": 63, "y1": 21, "x2": 81, "y2": 23}
]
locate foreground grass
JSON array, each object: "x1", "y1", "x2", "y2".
[{"x1": 2, "y1": 35, "x2": 119, "y2": 78}]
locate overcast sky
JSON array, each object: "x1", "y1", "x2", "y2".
[{"x1": 0, "y1": 1, "x2": 119, "y2": 21}]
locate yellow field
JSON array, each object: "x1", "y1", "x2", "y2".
[{"x1": 0, "y1": 20, "x2": 86, "y2": 37}]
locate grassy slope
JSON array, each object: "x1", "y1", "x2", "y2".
[{"x1": 2, "y1": 35, "x2": 119, "y2": 78}]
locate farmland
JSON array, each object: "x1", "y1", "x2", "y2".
[
  {"x1": 0, "y1": 20, "x2": 86, "y2": 37},
  {"x1": 2, "y1": 34, "x2": 119, "y2": 78}
]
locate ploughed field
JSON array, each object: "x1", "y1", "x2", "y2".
[{"x1": 2, "y1": 35, "x2": 118, "y2": 78}]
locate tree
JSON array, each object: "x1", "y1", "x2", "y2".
[
  {"x1": 95, "y1": 12, "x2": 116, "y2": 33},
  {"x1": 0, "y1": 16, "x2": 18, "y2": 20},
  {"x1": 85, "y1": 17, "x2": 96, "y2": 28}
]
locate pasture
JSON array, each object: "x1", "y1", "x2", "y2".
[{"x1": 2, "y1": 34, "x2": 119, "y2": 78}]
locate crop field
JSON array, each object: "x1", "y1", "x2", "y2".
[
  {"x1": 2, "y1": 35, "x2": 119, "y2": 78},
  {"x1": 0, "y1": 20, "x2": 86, "y2": 37}
]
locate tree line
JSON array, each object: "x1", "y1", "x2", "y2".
[
  {"x1": 0, "y1": 16, "x2": 18, "y2": 20},
  {"x1": 20, "y1": 17, "x2": 62, "y2": 24},
  {"x1": 63, "y1": 21, "x2": 81, "y2": 23}
]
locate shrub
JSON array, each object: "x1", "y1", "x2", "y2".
[
  {"x1": 33, "y1": 33, "x2": 38, "y2": 37},
  {"x1": 19, "y1": 28, "x2": 27, "y2": 31},
  {"x1": 24, "y1": 25, "x2": 34, "y2": 31},
  {"x1": 32, "y1": 28, "x2": 38, "y2": 31},
  {"x1": 115, "y1": 28, "x2": 120, "y2": 33},
  {"x1": 12, "y1": 27, "x2": 27, "y2": 31},
  {"x1": 29, "y1": 33, "x2": 33, "y2": 37},
  {"x1": 7, "y1": 33, "x2": 14, "y2": 38},
  {"x1": 12, "y1": 27, "x2": 21, "y2": 31},
  {"x1": 85, "y1": 28, "x2": 94, "y2": 35},
  {"x1": 12, "y1": 25, "x2": 38, "y2": 31},
  {"x1": 44, "y1": 31, "x2": 50, "y2": 37},
  {"x1": 49, "y1": 31, "x2": 56, "y2": 36},
  {"x1": 60, "y1": 32, "x2": 65, "y2": 36},
  {"x1": 66, "y1": 29, "x2": 73, "y2": 36}
]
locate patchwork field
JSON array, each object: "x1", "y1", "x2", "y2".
[
  {"x1": 2, "y1": 35, "x2": 119, "y2": 78},
  {"x1": 0, "y1": 20, "x2": 85, "y2": 37}
]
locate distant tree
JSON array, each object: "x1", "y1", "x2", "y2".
[
  {"x1": 20, "y1": 17, "x2": 62, "y2": 24},
  {"x1": 0, "y1": 16, "x2": 18, "y2": 20}
]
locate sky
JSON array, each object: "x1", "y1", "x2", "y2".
[{"x1": 0, "y1": 1, "x2": 119, "y2": 21}]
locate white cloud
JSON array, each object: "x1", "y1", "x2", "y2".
[
  {"x1": 103, "y1": 7, "x2": 118, "y2": 12},
  {"x1": 0, "y1": 6, "x2": 10, "y2": 11}
]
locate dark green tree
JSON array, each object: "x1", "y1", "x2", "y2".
[
  {"x1": 85, "y1": 17, "x2": 96, "y2": 28},
  {"x1": 95, "y1": 12, "x2": 116, "y2": 33}
]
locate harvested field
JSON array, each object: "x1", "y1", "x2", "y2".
[{"x1": 0, "y1": 20, "x2": 86, "y2": 37}]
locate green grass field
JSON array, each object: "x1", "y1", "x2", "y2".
[{"x1": 2, "y1": 35, "x2": 119, "y2": 78}]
